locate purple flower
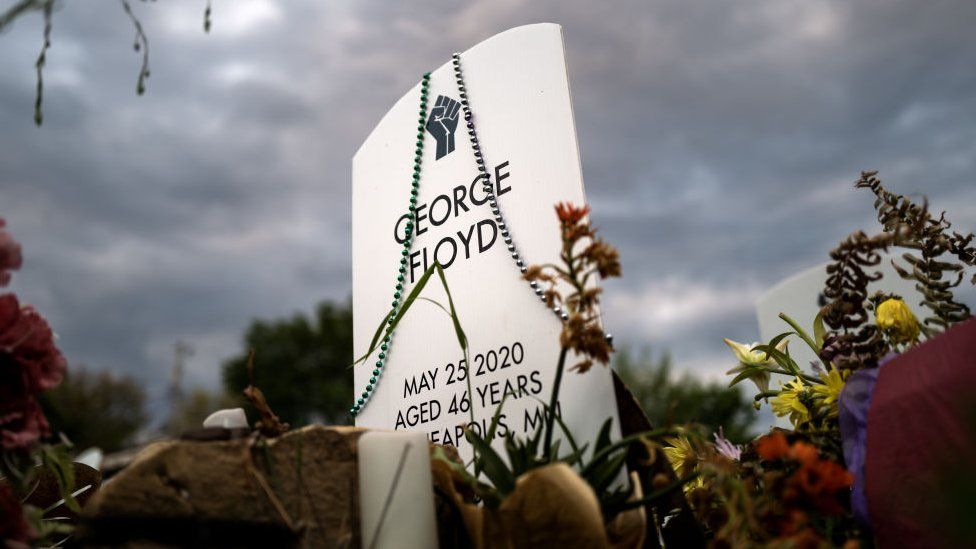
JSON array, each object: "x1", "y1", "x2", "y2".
[{"x1": 712, "y1": 427, "x2": 742, "y2": 461}]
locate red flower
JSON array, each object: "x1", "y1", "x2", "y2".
[
  {"x1": 0, "y1": 219, "x2": 22, "y2": 287},
  {"x1": 0, "y1": 295, "x2": 66, "y2": 392},
  {"x1": 0, "y1": 481, "x2": 34, "y2": 544},
  {"x1": 0, "y1": 294, "x2": 65, "y2": 449}
]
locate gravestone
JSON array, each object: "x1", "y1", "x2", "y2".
[{"x1": 352, "y1": 23, "x2": 620, "y2": 461}]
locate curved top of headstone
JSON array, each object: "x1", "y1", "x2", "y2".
[{"x1": 354, "y1": 23, "x2": 562, "y2": 160}]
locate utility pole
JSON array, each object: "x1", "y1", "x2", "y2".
[{"x1": 165, "y1": 340, "x2": 194, "y2": 434}]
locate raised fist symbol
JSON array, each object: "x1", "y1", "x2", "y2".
[{"x1": 426, "y1": 95, "x2": 461, "y2": 160}]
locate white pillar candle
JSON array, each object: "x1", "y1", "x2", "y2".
[{"x1": 358, "y1": 431, "x2": 439, "y2": 549}]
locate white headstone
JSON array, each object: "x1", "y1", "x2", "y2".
[{"x1": 352, "y1": 24, "x2": 620, "y2": 460}]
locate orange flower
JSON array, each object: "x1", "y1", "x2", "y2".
[
  {"x1": 792, "y1": 459, "x2": 853, "y2": 515},
  {"x1": 789, "y1": 441, "x2": 819, "y2": 466},
  {"x1": 555, "y1": 202, "x2": 590, "y2": 227},
  {"x1": 756, "y1": 432, "x2": 790, "y2": 460},
  {"x1": 554, "y1": 202, "x2": 593, "y2": 242}
]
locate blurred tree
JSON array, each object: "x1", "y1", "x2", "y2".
[
  {"x1": 163, "y1": 387, "x2": 239, "y2": 437},
  {"x1": 222, "y1": 301, "x2": 353, "y2": 427},
  {"x1": 615, "y1": 347, "x2": 756, "y2": 443},
  {"x1": 40, "y1": 367, "x2": 148, "y2": 453}
]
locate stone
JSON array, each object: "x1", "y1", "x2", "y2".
[
  {"x1": 79, "y1": 425, "x2": 367, "y2": 548},
  {"x1": 202, "y1": 408, "x2": 249, "y2": 430}
]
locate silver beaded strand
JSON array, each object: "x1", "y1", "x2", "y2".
[{"x1": 450, "y1": 52, "x2": 613, "y2": 346}]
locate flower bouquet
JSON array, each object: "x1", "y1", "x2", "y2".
[{"x1": 671, "y1": 172, "x2": 976, "y2": 547}]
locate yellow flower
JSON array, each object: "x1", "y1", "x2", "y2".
[
  {"x1": 812, "y1": 367, "x2": 846, "y2": 419},
  {"x1": 663, "y1": 436, "x2": 704, "y2": 491},
  {"x1": 663, "y1": 436, "x2": 697, "y2": 477},
  {"x1": 771, "y1": 377, "x2": 810, "y2": 428},
  {"x1": 876, "y1": 298, "x2": 920, "y2": 345},
  {"x1": 724, "y1": 337, "x2": 789, "y2": 394}
]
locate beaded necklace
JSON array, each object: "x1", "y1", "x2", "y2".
[{"x1": 350, "y1": 54, "x2": 611, "y2": 417}]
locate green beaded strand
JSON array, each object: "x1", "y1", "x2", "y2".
[{"x1": 350, "y1": 71, "x2": 431, "y2": 417}]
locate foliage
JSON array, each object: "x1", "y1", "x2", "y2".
[
  {"x1": 820, "y1": 172, "x2": 976, "y2": 369},
  {"x1": 614, "y1": 347, "x2": 756, "y2": 444},
  {"x1": 686, "y1": 431, "x2": 861, "y2": 547},
  {"x1": 820, "y1": 230, "x2": 899, "y2": 369},
  {"x1": 0, "y1": 0, "x2": 212, "y2": 126},
  {"x1": 40, "y1": 367, "x2": 148, "y2": 453},
  {"x1": 222, "y1": 301, "x2": 354, "y2": 427},
  {"x1": 856, "y1": 171, "x2": 976, "y2": 327},
  {"x1": 696, "y1": 173, "x2": 975, "y2": 546}
]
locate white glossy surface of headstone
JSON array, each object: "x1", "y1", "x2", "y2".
[
  {"x1": 756, "y1": 253, "x2": 926, "y2": 369},
  {"x1": 352, "y1": 24, "x2": 620, "y2": 461}
]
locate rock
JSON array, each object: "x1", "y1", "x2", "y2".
[
  {"x1": 79, "y1": 425, "x2": 367, "y2": 548},
  {"x1": 203, "y1": 408, "x2": 249, "y2": 430}
]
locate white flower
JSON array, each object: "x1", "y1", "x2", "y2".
[{"x1": 723, "y1": 337, "x2": 789, "y2": 394}]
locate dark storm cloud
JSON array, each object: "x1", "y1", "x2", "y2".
[{"x1": 1, "y1": 0, "x2": 974, "y2": 421}]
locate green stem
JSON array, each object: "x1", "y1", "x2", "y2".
[
  {"x1": 778, "y1": 312, "x2": 831, "y2": 370},
  {"x1": 769, "y1": 368, "x2": 821, "y2": 384},
  {"x1": 543, "y1": 346, "x2": 570, "y2": 460}
]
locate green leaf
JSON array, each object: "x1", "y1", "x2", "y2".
[
  {"x1": 465, "y1": 429, "x2": 515, "y2": 496},
  {"x1": 752, "y1": 343, "x2": 799, "y2": 375},
  {"x1": 594, "y1": 418, "x2": 614, "y2": 453},
  {"x1": 813, "y1": 310, "x2": 827, "y2": 349},
  {"x1": 550, "y1": 403, "x2": 585, "y2": 466},
  {"x1": 559, "y1": 442, "x2": 590, "y2": 468},
  {"x1": 485, "y1": 394, "x2": 508, "y2": 443},
  {"x1": 40, "y1": 445, "x2": 80, "y2": 513},
  {"x1": 503, "y1": 434, "x2": 525, "y2": 476},
  {"x1": 778, "y1": 313, "x2": 828, "y2": 367},
  {"x1": 765, "y1": 331, "x2": 793, "y2": 351},
  {"x1": 416, "y1": 296, "x2": 450, "y2": 316},
  {"x1": 351, "y1": 309, "x2": 394, "y2": 367},
  {"x1": 579, "y1": 427, "x2": 674, "y2": 479},
  {"x1": 528, "y1": 419, "x2": 544, "y2": 456},
  {"x1": 435, "y1": 264, "x2": 468, "y2": 352},
  {"x1": 727, "y1": 365, "x2": 765, "y2": 388},
  {"x1": 588, "y1": 450, "x2": 628, "y2": 495},
  {"x1": 352, "y1": 263, "x2": 442, "y2": 367}
]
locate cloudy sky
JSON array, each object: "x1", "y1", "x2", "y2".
[{"x1": 2, "y1": 0, "x2": 974, "y2": 420}]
